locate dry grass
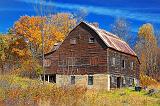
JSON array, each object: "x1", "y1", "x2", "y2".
[
  {"x1": 84, "y1": 88, "x2": 160, "y2": 106},
  {"x1": 0, "y1": 75, "x2": 160, "y2": 106}
]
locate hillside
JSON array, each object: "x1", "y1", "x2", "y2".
[{"x1": 0, "y1": 75, "x2": 160, "y2": 106}]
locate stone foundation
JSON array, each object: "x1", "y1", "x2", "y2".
[{"x1": 56, "y1": 74, "x2": 110, "y2": 90}]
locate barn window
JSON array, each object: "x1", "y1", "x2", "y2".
[
  {"x1": 89, "y1": 37, "x2": 95, "y2": 43},
  {"x1": 122, "y1": 77, "x2": 126, "y2": 84},
  {"x1": 90, "y1": 57, "x2": 98, "y2": 65},
  {"x1": 44, "y1": 59, "x2": 51, "y2": 67},
  {"x1": 129, "y1": 78, "x2": 133, "y2": 86},
  {"x1": 67, "y1": 57, "x2": 76, "y2": 66},
  {"x1": 131, "y1": 62, "x2": 134, "y2": 70},
  {"x1": 122, "y1": 60, "x2": 125, "y2": 68},
  {"x1": 71, "y1": 76, "x2": 75, "y2": 84},
  {"x1": 111, "y1": 75, "x2": 116, "y2": 83},
  {"x1": 112, "y1": 57, "x2": 116, "y2": 66},
  {"x1": 70, "y1": 38, "x2": 76, "y2": 44},
  {"x1": 88, "y1": 75, "x2": 93, "y2": 85}
]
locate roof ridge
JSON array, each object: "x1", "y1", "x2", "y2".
[
  {"x1": 85, "y1": 22, "x2": 121, "y2": 39},
  {"x1": 85, "y1": 22, "x2": 127, "y2": 43}
]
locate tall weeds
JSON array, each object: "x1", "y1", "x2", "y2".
[{"x1": 0, "y1": 75, "x2": 159, "y2": 106}]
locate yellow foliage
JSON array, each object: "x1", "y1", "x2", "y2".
[
  {"x1": 136, "y1": 23, "x2": 158, "y2": 78},
  {"x1": 140, "y1": 74, "x2": 159, "y2": 87},
  {"x1": 138, "y1": 23, "x2": 157, "y2": 44},
  {"x1": 12, "y1": 48, "x2": 26, "y2": 57}
]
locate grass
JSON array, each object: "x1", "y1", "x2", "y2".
[
  {"x1": 85, "y1": 88, "x2": 160, "y2": 106},
  {"x1": 0, "y1": 75, "x2": 160, "y2": 106}
]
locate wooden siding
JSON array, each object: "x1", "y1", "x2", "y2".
[
  {"x1": 45, "y1": 25, "x2": 108, "y2": 75},
  {"x1": 107, "y1": 48, "x2": 140, "y2": 79}
]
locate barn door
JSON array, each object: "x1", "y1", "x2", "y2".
[{"x1": 117, "y1": 77, "x2": 121, "y2": 88}]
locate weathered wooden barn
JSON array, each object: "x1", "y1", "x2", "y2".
[{"x1": 43, "y1": 22, "x2": 140, "y2": 90}]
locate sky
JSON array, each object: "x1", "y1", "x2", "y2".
[{"x1": 0, "y1": 0, "x2": 160, "y2": 36}]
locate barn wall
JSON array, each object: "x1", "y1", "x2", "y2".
[
  {"x1": 107, "y1": 48, "x2": 140, "y2": 78},
  {"x1": 107, "y1": 48, "x2": 140, "y2": 88},
  {"x1": 45, "y1": 24, "x2": 108, "y2": 75}
]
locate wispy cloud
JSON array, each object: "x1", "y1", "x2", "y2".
[{"x1": 16, "y1": 0, "x2": 160, "y2": 23}]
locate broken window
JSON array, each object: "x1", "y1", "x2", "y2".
[
  {"x1": 122, "y1": 77, "x2": 126, "y2": 84},
  {"x1": 70, "y1": 38, "x2": 76, "y2": 44},
  {"x1": 44, "y1": 59, "x2": 51, "y2": 67},
  {"x1": 111, "y1": 75, "x2": 116, "y2": 83},
  {"x1": 71, "y1": 76, "x2": 75, "y2": 84},
  {"x1": 88, "y1": 75, "x2": 93, "y2": 85},
  {"x1": 129, "y1": 78, "x2": 133, "y2": 86},
  {"x1": 122, "y1": 60, "x2": 125, "y2": 68},
  {"x1": 89, "y1": 37, "x2": 95, "y2": 43},
  {"x1": 49, "y1": 75, "x2": 56, "y2": 83},
  {"x1": 112, "y1": 57, "x2": 116, "y2": 66},
  {"x1": 131, "y1": 62, "x2": 134, "y2": 70}
]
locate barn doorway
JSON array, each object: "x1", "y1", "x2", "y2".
[
  {"x1": 49, "y1": 74, "x2": 56, "y2": 83},
  {"x1": 117, "y1": 77, "x2": 121, "y2": 88},
  {"x1": 41, "y1": 74, "x2": 56, "y2": 83}
]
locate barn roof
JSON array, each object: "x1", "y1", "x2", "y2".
[
  {"x1": 83, "y1": 22, "x2": 137, "y2": 56},
  {"x1": 45, "y1": 21, "x2": 137, "y2": 57}
]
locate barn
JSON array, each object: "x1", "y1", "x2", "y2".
[{"x1": 43, "y1": 22, "x2": 140, "y2": 90}]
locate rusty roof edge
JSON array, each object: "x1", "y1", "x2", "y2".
[
  {"x1": 83, "y1": 22, "x2": 138, "y2": 56},
  {"x1": 107, "y1": 47, "x2": 140, "y2": 64}
]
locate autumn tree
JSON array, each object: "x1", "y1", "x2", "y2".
[
  {"x1": 12, "y1": 14, "x2": 76, "y2": 56},
  {"x1": 11, "y1": 14, "x2": 76, "y2": 77},
  {"x1": 155, "y1": 30, "x2": 160, "y2": 80},
  {"x1": 0, "y1": 35, "x2": 9, "y2": 74},
  {"x1": 13, "y1": 16, "x2": 53, "y2": 56},
  {"x1": 0, "y1": 34, "x2": 33, "y2": 75},
  {"x1": 111, "y1": 18, "x2": 132, "y2": 45},
  {"x1": 12, "y1": 0, "x2": 77, "y2": 79},
  {"x1": 135, "y1": 23, "x2": 158, "y2": 77},
  {"x1": 11, "y1": 16, "x2": 56, "y2": 77}
]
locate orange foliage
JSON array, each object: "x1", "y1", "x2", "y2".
[
  {"x1": 140, "y1": 74, "x2": 159, "y2": 87},
  {"x1": 9, "y1": 36, "x2": 31, "y2": 60},
  {"x1": 13, "y1": 13, "x2": 76, "y2": 53}
]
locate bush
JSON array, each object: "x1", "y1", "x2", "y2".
[{"x1": 140, "y1": 74, "x2": 159, "y2": 87}]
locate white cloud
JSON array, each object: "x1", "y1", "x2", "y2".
[{"x1": 16, "y1": 0, "x2": 160, "y2": 23}]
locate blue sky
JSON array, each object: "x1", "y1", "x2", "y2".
[{"x1": 0, "y1": 0, "x2": 160, "y2": 35}]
